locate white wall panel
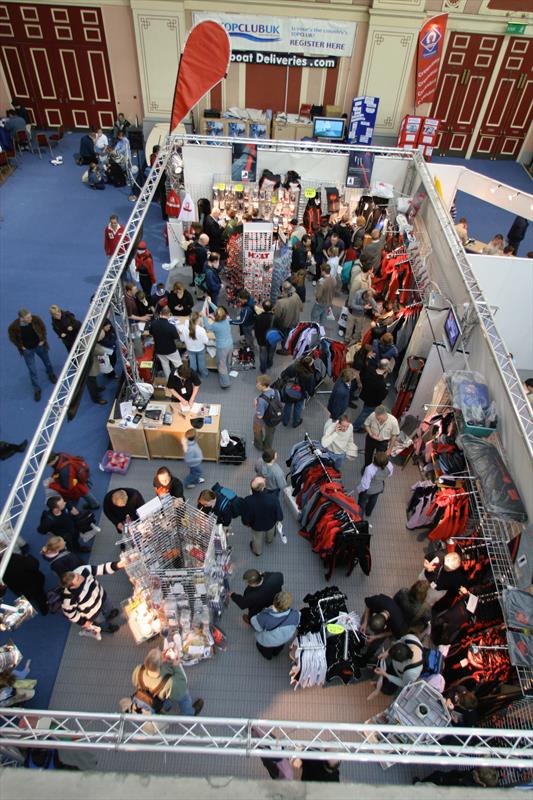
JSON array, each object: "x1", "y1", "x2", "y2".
[
  {"x1": 468, "y1": 254, "x2": 533, "y2": 371},
  {"x1": 359, "y1": 27, "x2": 417, "y2": 134},
  {"x1": 132, "y1": 6, "x2": 181, "y2": 118},
  {"x1": 257, "y1": 151, "x2": 348, "y2": 185}
]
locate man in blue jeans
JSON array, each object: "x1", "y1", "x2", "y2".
[{"x1": 8, "y1": 308, "x2": 57, "y2": 401}]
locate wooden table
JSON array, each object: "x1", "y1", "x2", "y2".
[
  {"x1": 107, "y1": 401, "x2": 221, "y2": 461},
  {"x1": 137, "y1": 326, "x2": 218, "y2": 382},
  {"x1": 464, "y1": 239, "x2": 489, "y2": 254}
]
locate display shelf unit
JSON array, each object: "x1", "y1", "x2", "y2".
[
  {"x1": 463, "y1": 473, "x2": 533, "y2": 696},
  {"x1": 481, "y1": 698, "x2": 533, "y2": 786},
  {"x1": 121, "y1": 497, "x2": 230, "y2": 661}
]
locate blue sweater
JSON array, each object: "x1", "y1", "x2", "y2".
[
  {"x1": 251, "y1": 607, "x2": 300, "y2": 647},
  {"x1": 204, "y1": 302, "x2": 233, "y2": 348},
  {"x1": 184, "y1": 440, "x2": 203, "y2": 467}
]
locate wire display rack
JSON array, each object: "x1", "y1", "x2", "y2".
[
  {"x1": 481, "y1": 697, "x2": 533, "y2": 786},
  {"x1": 464, "y1": 472, "x2": 533, "y2": 696},
  {"x1": 122, "y1": 498, "x2": 231, "y2": 661}
]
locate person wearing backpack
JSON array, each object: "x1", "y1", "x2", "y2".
[
  {"x1": 374, "y1": 634, "x2": 425, "y2": 695},
  {"x1": 130, "y1": 647, "x2": 203, "y2": 717},
  {"x1": 280, "y1": 356, "x2": 315, "y2": 429},
  {"x1": 253, "y1": 374, "x2": 283, "y2": 452},
  {"x1": 46, "y1": 451, "x2": 100, "y2": 509},
  {"x1": 241, "y1": 477, "x2": 284, "y2": 557}
]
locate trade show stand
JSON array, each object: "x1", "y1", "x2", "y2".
[{"x1": 106, "y1": 401, "x2": 221, "y2": 461}]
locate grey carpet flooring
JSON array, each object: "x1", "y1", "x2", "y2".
[{"x1": 49, "y1": 275, "x2": 425, "y2": 784}]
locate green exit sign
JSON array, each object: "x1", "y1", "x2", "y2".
[{"x1": 506, "y1": 23, "x2": 526, "y2": 34}]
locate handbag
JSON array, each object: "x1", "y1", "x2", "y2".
[
  {"x1": 98, "y1": 352, "x2": 113, "y2": 374},
  {"x1": 337, "y1": 305, "x2": 349, "y2": 335}
]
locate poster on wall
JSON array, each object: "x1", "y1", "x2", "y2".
[
  {"x1": 193, "y1": 11, "x2": 356, "y2": 58},
  {"x1": 232, "y1": 143, "x2": 257, "y2": 182},
  {"x1": 345, "y1": 152, "x2": 374, "y2": 189},
  {"x1": 347, "y1": 96, "x2": 379, "y2": 145},
  {"x1": 415, "y1": 14, "x2": 448, "y2": 107}
]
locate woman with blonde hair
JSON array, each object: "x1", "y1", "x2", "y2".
[
  {"x1": 49, "y1": 305, "x2": 81, "y2": 351},
  {"x1": 178, "y1": 311, "x2": 209, "y2": 377},
  {"x1": 203, "y1": 300, "x2": 233, "y2": 388}
]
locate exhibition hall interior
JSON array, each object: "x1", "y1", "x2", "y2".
[{"x1": 0, "y1": 0, "x2": 532, "y2": 794}]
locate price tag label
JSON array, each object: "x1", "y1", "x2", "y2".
[
  {"x1": 214, "y1": 182, "x2": 225, "y2": 191},
  {"x1": 271, "y1": 195, "x2": 278, "y2": 204},
  {"x1": 233, "y1": 183, "x2": 244, "y2": 192},
  {"x1": 304, "y1": 188, "x2": 316, "y2": 198}
]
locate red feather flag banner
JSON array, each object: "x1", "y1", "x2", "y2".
[{"x1": 170, "y1": 20, "x2": 231, "y2": 133}]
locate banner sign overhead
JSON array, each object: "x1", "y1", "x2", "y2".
[
  {"x1": 231, "y1": 51, "x2": 337, "y2": 68},
  {"x1": 347, "y1": 96, "x2": 379, "y2": 145},
  {"x1": 194, "y1": 11, "x2": 356, "y2": 58},
  {"x1": 170, "y1": 20, "x2": 231, "y2": 132},
  {"x1": 416, "y1": 13, "x2": 448, "y2": 106}
]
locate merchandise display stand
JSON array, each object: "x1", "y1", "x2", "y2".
[
  {"x1": 242, "y1": 222, "x2": 274, "y2": 303},
  {"x1": 121, "y1": 497, "x2": 231, "y2": 662}
]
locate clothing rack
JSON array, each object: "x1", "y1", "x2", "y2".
[{"x1": 302, "y1": 433, "x2": 368, "y2": 580}]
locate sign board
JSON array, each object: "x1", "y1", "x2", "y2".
[
  {"x1": 194, "y1": 11, "x2": 356, "y2": 58},
  {"x1": 347, "y1": 96, "x2": 379, "y2": 145},
  {"x1": 416, "y1": 13, "x2": 448, "y2": 106},
  {"x1": 231, "y1": 50, "x2": 337, "y2": 68},
  {"x1": 506, "y1": 23, "x2": 526, "y2": 34},
  {"x1": 345, "y1": 152, "x2": 374, "y2": 189}
]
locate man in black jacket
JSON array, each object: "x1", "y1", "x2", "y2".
[
  {"x1": 230, "y1": 569, "x2": 284, "y2": 624},
  {"x1": 1, "y1": 553, "x2": 48, "y2": 615},
  {"x1": 149, "y1": 306, "x2": 183, "y2": 379},
  {"x1": 241, "y1": 477, "x2": 283, "y2": 556},
  {"x1": 103, "y1": 488, "x2": 145, "y2": 532},
  {"x1": 38, "y1": 495, "x2": 98, "y2": 553},
  {"x1": 254, "y1": 301, "x2": 275, "y2": 373},
  {"x1": 353, "y1": 359, "x2": 389, "y2": 431}
]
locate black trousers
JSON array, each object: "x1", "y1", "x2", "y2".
[
  {"x1": 256, "y1": 642, "x2": 284, "y2": 660},
  {"x1": 364, "y1": 435, "x2": 389, "y2": 467},
  {"x1": 86, "y1": 375, "x2": 102, "y2": 402}
]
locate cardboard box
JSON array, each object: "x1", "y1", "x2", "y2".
[{"x1": 325, "y1": 105, "x2": 342, "y2": 117}]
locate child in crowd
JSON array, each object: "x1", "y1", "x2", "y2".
[
  {"x1": 182, "y1": 428, "x2": 204, "y2": 489},
  {"x1": 326, "y1": 246, "x2": 340, "y2": 279}
]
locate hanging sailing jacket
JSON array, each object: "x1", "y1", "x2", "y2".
[{"x1": 303, "y1": 199, "x2": 321, "y2": 234}]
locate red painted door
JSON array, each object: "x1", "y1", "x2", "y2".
[
  {"x1": 430, "y1": 32, "x2": 502, "y2": 156},
  {"x1": 472, "y1": 37, "x2": 533, "y2": 159},
  {"x1": 0, "y1": 3, "x2": 116, "y2": 130}
]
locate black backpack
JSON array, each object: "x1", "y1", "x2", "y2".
[
  {"x1": 46, "y1": 587, "x2": 64, "y2": 614},
  {"x1": 260, "y1": 390, "x2": 283, "y2": 427}
]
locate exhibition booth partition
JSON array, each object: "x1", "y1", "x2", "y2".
[{"x1": 0, "y1": 136, "x2": 531, "y2": 771}]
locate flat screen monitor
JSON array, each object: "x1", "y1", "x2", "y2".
[
  {"x1": 443, "y1": 307, "x2": 462, "y2": 352},
  {"x1": 313, "y1": 117, "x2": 345, "y2": 141}
]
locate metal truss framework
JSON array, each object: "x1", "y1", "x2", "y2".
[
  {"x1": 0, "y1": 143, "x2": 172, "y2": 579},
  {"x1": 1, "y1": 709, "x2": 532, "y2": 768},
  {"x1": 1, "y1": 136, "x2": 532, "y2": 765}
]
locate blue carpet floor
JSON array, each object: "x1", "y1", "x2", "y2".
[
  {"x1": 0, "y1": 134, "x2": 167, "y2": 707},
  {"x1": 434, "y1": 155, "x2": 533, "y2": 255},
  {"x1": 0, "y1": 140, "x2": 531, "y2": 710}
]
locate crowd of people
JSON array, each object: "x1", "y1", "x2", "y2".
[{"x1": 3, "y1": 140, "x2": 527, "y2": 789}]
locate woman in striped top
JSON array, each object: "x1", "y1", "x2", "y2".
[{"x1": 60, "y1": 560, "x2": 126, "y2": 635}]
